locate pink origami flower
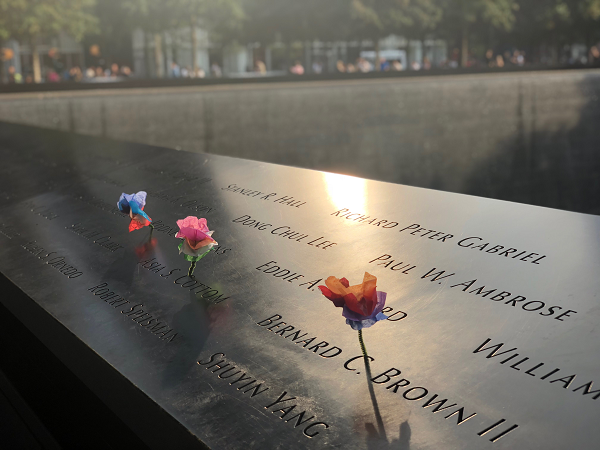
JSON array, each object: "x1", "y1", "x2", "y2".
[{"x1": 176, "y1": 216, "x2": 218, "y2": 261}]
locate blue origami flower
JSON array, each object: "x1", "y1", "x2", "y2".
[{"x1": 117, "y1": 191, "x2": 152, "y2": 232}]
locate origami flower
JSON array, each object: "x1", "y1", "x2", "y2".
[
  {"x1": 176, "y1": 216, "x2": 217, "y2": 263},
  {"x1": 117, "y1": 191, "x2": 152, "y2": 232},
  {"x1": 319, "y1": 272, "x2": 387, "y2": 330}
]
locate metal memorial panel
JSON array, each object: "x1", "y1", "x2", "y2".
[{"x1": 0, "y1": 122, "x2": 598, "y2": 449}]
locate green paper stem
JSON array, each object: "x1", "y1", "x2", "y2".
[
  {"x1": 188, "y1": 260, "x2": 197, "y2": 277},
  {"x1": 358, "y1": 329, "x2": 368, "y2": 359}
]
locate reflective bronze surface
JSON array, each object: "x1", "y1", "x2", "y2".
[{"x1": 0, "y1": 122, "x2": 599, "y2": 449}]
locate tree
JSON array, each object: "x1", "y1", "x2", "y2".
[
  {"x1": 351, "y1": 0, "x2": 410, "y2": 69},
  {"x1": 350, "y1": 0, "x2": 443, "y2": 69},
  {"x1": 241, "y1": 0, "x2": 349, "y2": 45},
  {"x1": 401, "y1": 0, "x2": 443, "y2": 64},
  {"x1": 565, "y1": 0, "x2": 600, "y2": 48},
  {"x1": 440, "y1": 0, "x2": 518, "y2": 66},
  {"x1": 240, "y1": 0, "x2": 350, "y2": 72},
  {"x1": 505, "y1": 0, "x2": 600, "y2": 63},
  {"x1": 0, "y1": 0, "x2": 25, "y2": 82},
  {"x1": 0, "y1": 0, "x2": 23, "y2": 39},
  {"x1": 124, "y1": 0, "x2": 243, "y2": 77},
  {"x1": 171, "y1": 0, "x2": 244, "y2": 74},
  {"x1": 122, "y1": 0, "x2": 174, "y2": 77},
  {"x1": 90, "y1": 0, "x2": 138, "y2": 68},
  {"x1": 3, "y1": 0, "x2": 98, "y2": 82}
]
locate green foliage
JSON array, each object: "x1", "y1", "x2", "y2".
[
  {"x1": 3, "y1": 0, "x2": 600, "y2": 64},
  {"x1": 122, "y1": 0, "x2": 173, "y2": 32},
  {"x1": 505, "y1": 0, "x2": 600, "y2": 52},
  {"x1": 480, "y1": 0, "x2": 519, "y2": 30},
  {"x1": 3, "y1": 0, "x2": 98, "y2": 41},
  {"x1": 581, "y1": 0, "x2": 600, "y2": 19},
  {"x1": 350, "y1": 0, "x2": 443, "y2": 39},
  {"x1": 174, "y1": 0, "x2": 244, "y2": 42},
  {"x1": 0, "y1": 0, "x2": 26, "y2": 40},
  {"x1": 241, "y1": 0, "x2": 350, "y2": 43},
  {"x1": 441, "y1": 0, "x2": 519, "y2": 31},
  {"x1": 122, "y1": 0, "x2": 243, "y2": 35}
]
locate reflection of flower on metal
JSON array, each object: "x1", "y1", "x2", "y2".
[
  {"x1": 117, "y1": 191, "x2": 153, "y2": 232},
  {"x1": 175, "y1": 216, "x2": 217, "y2": 276},
  {"x1": 134, "y1": 237, "x2": 157, "y2": 258},
  {"x1": 319, "y1": 272, "x2": 388, "y2": 331}
]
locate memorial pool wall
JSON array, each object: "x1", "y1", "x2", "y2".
[{"x1": 1, "y1": 69, "x2": 599, "y2": 214}]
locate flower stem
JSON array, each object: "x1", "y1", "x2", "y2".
[
  {"x1": 358, "y1": 329, "x2": 368, "y2": 359},
  {"x1": 188, "y1": 260, "x2": 197, "y2": 277}
]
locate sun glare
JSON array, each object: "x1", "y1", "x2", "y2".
[{"x1": 323, "y1": 172, "x2": 368, "y2": 214}]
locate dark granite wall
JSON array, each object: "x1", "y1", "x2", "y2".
[{"x1": 1, "y1": 70, "x2": 599, "y2": 214}]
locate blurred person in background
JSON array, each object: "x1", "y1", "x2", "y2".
[
  {"x1": 290, "y1": 61, "x2": 304, "y2": 75},
  {"x1": 7, "y1": 66, "x2": 23, "y2": 83},
  {"x1": 254, "y1": 60, "x2": 266, "y2": 74},
  {"x1": 68, "y1": 66, "x2": 83, "y2": 82},
  {"x1": 391, "y1": 60, "x2": 403, "y2": 71},
  {"x1": 510, "y1": 50, "x2": 519, "y2": 65},
  {"x1": 423, "y1": 57, "x2": 431, "y2": 70},
  {"x1": 449, "y1": 49, "x2": 459, "y2": 68},
  {"x1": 357, "y1": 57, "x2": 372, "y2": 72},
  {"x1": 211, "y1": 62, "x2": 222, "y2": 77},
  {"x1": 110, "y1": 63, "x2": 120, "y2": 77},
  {"x1": 379, "y1": 58, "x2": 390, "y2": 71},
  {"x1": 312, "y1": 60, "x2": 323, "y2": 74},
  {"x1": 47, "y1": 70, "x2": 60, "y2": 82},
  {"x1": 121, "y1": 66, "x2": 132, "y2": 77},
  {"x1": 486, "y1": 49, "x2": 494, "y2": 66},
  {"x1": 336, "y1": 60, "x2": 346, "y2": 73},
  {"x1": 466, "y1": 52, "x2": 476, "y2": 67},
  {"x1": 171, "y1": 62, "x2": 181, "y2": 78},
  {"x1": 590, "y1": 44, "x2": 600, "y2": 64}
]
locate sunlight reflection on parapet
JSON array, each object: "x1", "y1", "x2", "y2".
[{"x1": 323, "y1": 172, "x2": 368, "y2": 215}]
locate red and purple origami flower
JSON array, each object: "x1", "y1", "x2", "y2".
[
  {"x1": 117, "y1": 191, "x2": 152, "y2": 232},
  {"x1": 319, "y1": 272, "x2": 387, "y2": 330}
]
